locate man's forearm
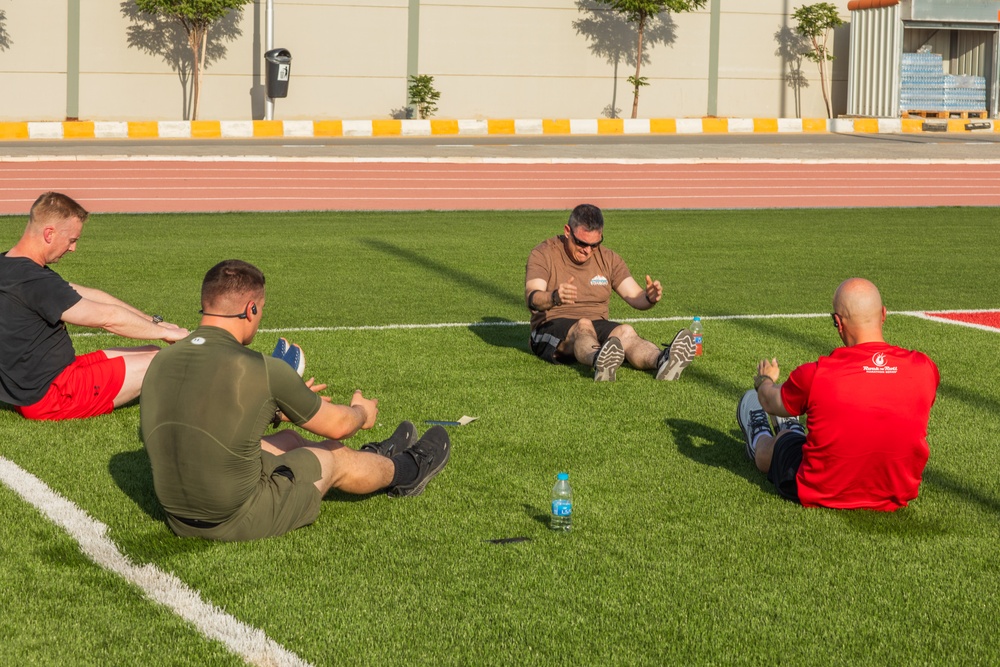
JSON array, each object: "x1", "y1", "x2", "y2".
[
  {"x1": 70, "y1": 283, "x2": 148, "y2": 318},
  {"x1": 623, "y1": 292, "x2": 655, "y2": 311},
  {"x1": 756, "y1": 378, "x2": 786, "y2": 416},
  {"x1": 526, "y1": 289, "x2": 561, "y2": 311},
  {"x1": 305, "y1": 402, "x2": 368, "y2": 441},
  {"x1": 102, "y1": 307, "x2": 173, "y2": 340}
]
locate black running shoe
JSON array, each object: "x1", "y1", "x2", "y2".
[
  {"x1": 594, "y1": 336, "x2": 625, "y2": 382},
  {"x1": 360, "y1": 421, "x2": 417, "y2": 458},
  {"x1": 655, "y1": 329, "x2": 695, "y2": 381},
  {"x1": 387, "y1": 426, "x2": 451, "y2": 498}
]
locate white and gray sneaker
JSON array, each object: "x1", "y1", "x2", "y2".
[
  {"x1": 736, "y1": 389, "x2": 772, "y2": 461},
  {"x1": 770, "y1": 414, "x2": 806, "y2": 436},
  {"x1": 655, "y1": 329, "x2": 696, "y2": 381},
  {"x1": 593, "y1": 336, "x2": 625, "y2": 382}
]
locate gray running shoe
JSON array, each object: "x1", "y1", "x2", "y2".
[
  {"x1": 360, "y1": 421, "x2": 417, "y2": 458},
  {"x1": 736, "y1": 389, "x2": 772, "y2": 461},
  {"x1": 770, "y1": 414, "x2": 806, "y2": 436},
  {"x1": 593, "y1": 336, "x2": 625, "y2": 382},
  {"x1": 655, "y1": 329, "x2": 696, "y2": 381},
  {"x1": 387, "y1": 426, "x2": 451, "y2": 498}
]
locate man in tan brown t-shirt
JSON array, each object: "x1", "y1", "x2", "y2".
[{"x1": 524, "y1": 204, "x2": 695, "y2": 382}]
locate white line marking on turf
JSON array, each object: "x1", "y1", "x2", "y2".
[
  {"x1": 900, "y1": 311, "x2": 1000, "y2": 333},
  {"x1": 71, "y1": 309, "x2": 999, "y2": 337},
  {"x1": 0, "y1": 457, "x2": 312, "y2": 667}
]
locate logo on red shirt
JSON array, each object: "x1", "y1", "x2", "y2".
[{"x1": 863, "y1": 352, "x2": 897, "y2": 374}]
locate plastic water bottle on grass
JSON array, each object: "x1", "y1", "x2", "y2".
[
  {"x1": 691, "y1": 316, "x2": 704, "y2": 356},
  {"x1": 550, "y1": 472, "x2": 572, "y2": 531}
]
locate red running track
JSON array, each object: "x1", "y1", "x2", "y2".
[{"x1": 2, "y1": 160, "x2": 1000, "y2": 214}]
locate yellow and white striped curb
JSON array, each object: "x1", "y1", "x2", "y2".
[{"x1": 0, "y1": 117, "x2": 995, "y2": 140}]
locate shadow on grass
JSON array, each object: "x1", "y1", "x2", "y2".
[
  {"x1": 681, "y1": 364, "x2": 747, "y2": 401},
  {"x1": 523, "y1": 503, "x2": 549, "y2": 527},
  {"x1": 109, "y1": 448, "x2": 164, "y2": 522},
  {"x1": 467, "y1": 317, "x2": 530, "y2": 354},
  {"x1": 922, "y1": 467, "x2": 1000, "y2": 516},
  {"x1": 667, "y1": 418, "x2": 771, "y2": 495},
  {"x1": 360, "y1": 238, "x2": 523, "y2": 309},
  {"x1": 324, "y1": 489, "x2": 384, "y2": 504},
  {"x1": 470, "y1": 317, "x2": 601, "y2": 379},
  {"x1": 729, "y1": 316, "x2": 834, "y2": 359},
  {"x1": 938, "y1": 381, "x2": 1000, "y2": 416},
  {"x1": 833, "y1": 504, "x2": 950, "y2": 537},
  {"x1": 108, "y1": 448, "x2": 217, "y2": 559}
]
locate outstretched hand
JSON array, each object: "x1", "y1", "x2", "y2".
[
  {"x1": 557, "y1": 276, "x2": 577, "y2": 305},
  {"x1": 644, "y1": 275, "x2": 662, "y2": 305},
  {"x1": 159, "y1": 324, "x2": 190, "y2": 343},
  {"x1": 757, "y1": 358, "x2": 780, "y2": 383},
  {"x1": 304, "y1": 377, "x2": 332, "y2": 403}
]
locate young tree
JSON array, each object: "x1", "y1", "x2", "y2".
[
  {"x1": 792, "y1": 2, "x2": 844, "y2": 119},
  {"x1": 407, "y1": 75, "x2": 441, "y2": 120},
  {"x1": 593, "y1": 0, "x2": 706, "y2": 119},
  {"x1": 133, "y1": 0, "x2": 252, "y2": 121}
]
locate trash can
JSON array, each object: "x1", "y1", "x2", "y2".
[{"x1": 264, "y1": 48, "x2": 292, "y2": 99}]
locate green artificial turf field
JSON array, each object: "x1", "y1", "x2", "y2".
[{"x1": 1, "y1": 207, "x2": 998, "y2": 666}]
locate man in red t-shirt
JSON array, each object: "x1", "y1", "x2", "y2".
[
  {"x1": 524, "y1": 204, "x2": 695, "y2": 382},
  {"x1": 736, "y1": 278, "x2": 939, "y2": 510}
]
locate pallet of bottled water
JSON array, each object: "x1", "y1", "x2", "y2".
[
  {"x1": 943, "y1": 75, "x2": 986, "y2": 112},
  {"x1": 901, "y1": 52, "x2": 945, "y2": 112}
]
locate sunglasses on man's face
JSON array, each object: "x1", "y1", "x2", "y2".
[{"x1": 569, "y1": 228, "x2": 603, "y2": 250}]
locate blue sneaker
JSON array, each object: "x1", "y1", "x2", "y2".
[{"x1": 271, "y1": 338, "x2": 305, "y2": 376}]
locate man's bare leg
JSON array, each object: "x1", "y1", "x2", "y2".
[
  {"x1": 559, "y1": 318, "x2": 601, "y2": 366},
  {"x1": 610, "y1": 323, "x2": 660, "y2": 370},
  {"x1": 105, "y1": 346, "x2": 160, "y2": 406},
  {"x1": 262, "y1": 430, "x2": 394, "y2": 495}
]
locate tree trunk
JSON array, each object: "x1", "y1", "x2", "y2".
[
  {"x1": 632, "y1": 14, "x2": 646, "y2": 119},
  {"x1": 815, "y1": 36, "x2": 832, "y2": 119},
  {"x1": 189, "y1": 26, "x2": 206, "y2": 121},
  {"x1": 198, "y1": 28, "x2": 208, "y2": 120}
]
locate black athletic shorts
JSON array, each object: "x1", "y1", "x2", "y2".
[
  {"x1": 767, "y1": 431, "x2": 806, "y2": 504},
  {"x1": 529, "y1": 318, "x2": 621, "y2": 364}
]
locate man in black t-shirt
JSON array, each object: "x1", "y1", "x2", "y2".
[{"x1": 0, "y1": 192, "x2": 189, "y2": 420}]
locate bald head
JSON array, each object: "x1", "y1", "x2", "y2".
[{"x1": 832, "y1": 278, "x2": 885, "y2": 343}]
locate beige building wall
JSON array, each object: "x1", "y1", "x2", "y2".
[{"x1": 0, "y1": 0, "x2": 852, "y2": 122}]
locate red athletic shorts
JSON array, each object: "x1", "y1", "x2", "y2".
[{"x1": 17, "y1": 351, "x2": 126, "y2": 421}]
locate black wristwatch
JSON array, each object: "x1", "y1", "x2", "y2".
[{"x1": 151, "y1": 314, "x2": 164, "y2": 324}]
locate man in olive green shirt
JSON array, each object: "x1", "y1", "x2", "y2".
[{"x1": 141, "y1": 259, "x2": 450, "y2": 541}]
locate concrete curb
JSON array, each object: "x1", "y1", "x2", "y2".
[{"x1": 0, "y1": 117, "x2": 997, "y2": 139}]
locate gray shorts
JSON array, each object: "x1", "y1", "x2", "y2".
[{"x1": 167, "y1": 447, "x2": 323, "y2": 541}]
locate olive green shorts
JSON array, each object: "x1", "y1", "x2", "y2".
[{"x1": 167, "y1": 448, "x2": 323, "y2": 541}]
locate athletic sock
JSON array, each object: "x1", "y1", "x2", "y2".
[
  {"x1": 389, "y1": 450, "x2": 419, "y2": 488},
  {"x1": 750, "y1": 432, "x2": 768, "y2": 457}
]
